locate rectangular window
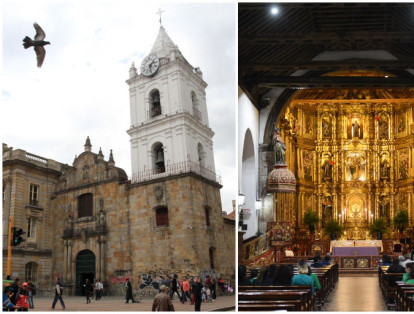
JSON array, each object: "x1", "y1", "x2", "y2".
[
  {"x1": 205, "y1": 206, "x2": 210, "y2": 226},
  {"x1": 27, "y1": 218, "x2": 36, "y2": 239},
  {"x1": 209, "y1": 247, "x2": 215, "y2": 269},
  {"x1": 29, "y1": 184, "x2": 39, "y2": 206},
  {"x1": 3, "y1": 185, "x2": 5, "y2": 202},
  {"x1": 155, "y1": 207, "x2": 169, "y2": 226},
  {"x1": 78, "y1": 193, "x2": 93, "y2": 218}
]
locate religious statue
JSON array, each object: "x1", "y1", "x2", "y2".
[
  {"x1": 66, "y1": 215, "x2": 74, "y2": 230},
  {"x1": 272, "y1": 127, "x2": 286, "y2": 165},
  {"x1": 98, "y1": 210, "x2": 106, "y2": 225},
  {"x1": 322, "y1": 119, "x2": 331, "y2": 138},
  {"x1": 352, "y1": 119, "x2": 360, "y2": 138},
  {"x1": 305, "y1": 116, "x2": 312, "y2": 134},
  {"x1": 379, "y1": 118, "x2": 388, "y2": 139},
  {"x1": 346, "y1": 155, "x2": 364, "y2": 181},
  {"x1": 380, "y1": 160, "x2": 390, "y2": 179},
  {"x1": 322, "y1": 160, "x2": 332, "y2": 180}
]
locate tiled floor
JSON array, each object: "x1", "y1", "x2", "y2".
[{"x1": 323, "y1": 276, "x2": 388, "y2": 311}]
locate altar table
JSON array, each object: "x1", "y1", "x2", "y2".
[
  {"x1": 330, "y1": 240, "x2": 383, "y2": 252},
  {"x1": 332, "y1": 246, "x2": 379, "y2": 256}
]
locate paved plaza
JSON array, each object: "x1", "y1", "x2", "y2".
[{"x1": 28, "y1": 295, "x2": 235, "y2": 312}]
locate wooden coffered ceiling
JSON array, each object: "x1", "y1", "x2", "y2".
[{"x1": 238, "y1": 3, "x2": 414, "y2": 109}]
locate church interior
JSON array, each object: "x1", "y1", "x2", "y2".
[{"x1": 238, "y1": 3, "x2": 414, "y2": 311}]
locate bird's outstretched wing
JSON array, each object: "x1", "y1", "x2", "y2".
[
  {"x1": 34, "y1": 23, "x2": 46, "y2": 41},
  {"x1": 35, "y1": 46, "x2": 46, "y2": 67}
]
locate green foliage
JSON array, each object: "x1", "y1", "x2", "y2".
[
  {"x1": 393, "y1": 210, "x2": 409, "y2": 230},
  {"x1": 303, "y1": 209, "x2": 320, "y2": 226},
  {"x1": 324, "y1": 220, "x2": 343, "y2": 236},
  {"x1": 369, "y1": 217, "x2": 387, "y2": 236}
]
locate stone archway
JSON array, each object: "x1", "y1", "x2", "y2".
[
  {"x1": 242, "y1": 129, "x2": 256, "y2": 239},
  {"x1": 75, "y1": 250, "x2": 96, "y2": 296}
]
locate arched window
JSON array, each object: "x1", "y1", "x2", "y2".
[
  {"x1": 150, "y1": 90, "x2": 161, "y2": 118},
  {"x1": 191, "y1": 91, "x2": 201, "y2": 120},
  {"x1": 152, "y1": 142, "x2": 165, "y2": 173},
  {"x1": 197, "y1": 143, "x2": 205, "y2": 168},
  {"x1": 155, "y1": 207, "x2": 169, "y2": 226},
  {"x1": 78, "y1": 193, "x2": 93, "y2": 218},
  {"x1": 25, "y1": 262, "x2": 37, "y2": 283}
]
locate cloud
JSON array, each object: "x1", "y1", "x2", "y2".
[{"x1": 3, "y1": 1, "x2": 236, "y2": 213}]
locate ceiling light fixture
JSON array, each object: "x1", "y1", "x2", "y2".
[{"x1": 271, "y1": 7, "x2": 279, "y2": 15}]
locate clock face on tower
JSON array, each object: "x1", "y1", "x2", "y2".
[{"x1": 140, "y1": 54, "x2": 160, "y2": 77}]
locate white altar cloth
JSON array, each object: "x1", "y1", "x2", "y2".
[{"x1": 330, "y1": 240, "x2": 383, "y2": 253}]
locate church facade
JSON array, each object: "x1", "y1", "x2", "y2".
[{"x1": 3, "y1": 25, "x2": 234, "y2": 296}]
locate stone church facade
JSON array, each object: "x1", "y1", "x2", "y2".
[{"x1": 3, "y1": 24, "x2": 235, "y2": 296}]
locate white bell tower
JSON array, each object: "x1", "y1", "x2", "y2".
[{"x1": 126, "y1": 25, "x2": 217, "y2": 182}]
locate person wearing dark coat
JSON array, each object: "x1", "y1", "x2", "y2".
[
  {"x1": 238, "y1": 265, "x2": 250, "y2": 286},
  {"x1": 125, "y1": 278, "x2": 135, "y2": 303},
  {"x1": 171, "y1": 275, "x2": 182, "y2": 301},
  {"x1": 9, "y1": 278, "x2": 20, "y2": 311},
  {"x1": 386, "y1": 258, "x2": 405, "y2": 287},
  {"x1": 262, "y1": 264, "x2": 278, "y2": 285},
  {"x1": 274, "y1": 264, "x2": 293, "y2": 286},
  {"x1": 84, "y1": 279, "x2": 92, "y2": 304},
  {"x1": 192, "y1": 277, "x2": 203, "y2": 312}
]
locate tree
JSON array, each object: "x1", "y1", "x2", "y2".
[
  {"x1": 303, "y1": 209, "x2": 320, "y2": 239},
  {"x1": 393, "y1": 210, "x2": 409, "y2": 239},
  {"x1": 324, "y1": 220, "x2": 343, "y2": 240},
  {"x1": 369, "y1": 217, "x2": 387, "y2": 240}
]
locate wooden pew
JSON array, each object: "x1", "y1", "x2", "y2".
[
  {"x1": 238, "y1": 303, "x2": 298, "y2": 311},
  {"x1": 396, "y1": 283, "x2": 414, "y2": 311},
  {"x1": 238, "y1": 289, "x2": 312, "y2": 311},
  {"x1": 378, "y1": 266, "x2": 405, "y2": 309},
  {"x1": 238, "y1": 300, "x2": 302, "y2": 311}
]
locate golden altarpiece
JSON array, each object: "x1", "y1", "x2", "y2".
[{"x1": 276, "y1": 85, "x2": 414, "y2": 241}]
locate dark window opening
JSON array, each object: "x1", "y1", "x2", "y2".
[
  {"x1": 78, "y1": 193, "x2": 93, "y2": 218},
  {"x1": 156, "y1": 207, "x2": 169, "y2": 226},
  {"x1": 209, "y1": 247, "x2": 215, "y2": 269},
  {"x1": 205, "y1": 206, "x2": 210, "y2": 226}
]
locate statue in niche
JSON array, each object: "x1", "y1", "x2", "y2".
[
  {"x1": 322, "y1": 196, "x2": 333, "y2": 226},
  {"x1": 98, "y1": 210, "x2": 106, "y2": 225},
  {"x1": 322, "y1": 118, "x2": 331, "y2": 139},
  {"x1": 272, "y1": 127, "x2": 286, "y2": 165},
  {"x1": 305, "y1": 116, "x2": 312, "y2": 134},
  {"x1": 352, "y1": 119, "x2": 360, "y2": 138},
  {"x1": 322, "y1": 160, "x2": 332, "y2": 180},
  {"x1": 303, "y1": 151, "x2": 313, "y2": 181},
  {"x1": 380, "y1": 159, "x2": 390, "y2": 179},
  {"x1": 346, "y1": 154, "x2": 365, "y2": 181},
  {"x1": 379, "y1": 198, "x2": 390, "y2": 219},
  {"x1": 66, "y1": 215, "x2": 74, "y2": 230},
  {"x1": 397, "y1": 115, "x2": 406, "y2": 133},
  {"x1": 379, "y1": 117, "x2": 388, "y2": 139},
  {"x1": 399, "y1": 150, "x2": 409, "y2": 179}
]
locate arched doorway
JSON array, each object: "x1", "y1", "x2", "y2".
[
  {"x1": 76, "y1": 250, "x2": 95, "y2": 296},
  {"x1": 241, "y1": 128, "x2": 256, "y2": 239}
]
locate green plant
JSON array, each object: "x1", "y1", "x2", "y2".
[
  {"x1": 303, "y1": 209, "x2": 320, "y2": 227},
  {"x1": 369, "y1": 217, "x2": 387, "y2": 236},
  {"x1": 324, "y1": 220, "x2": 343, "y2": 237},
  {"x1": 393, "y1": 210, "x2": 409, "y2": 231}
]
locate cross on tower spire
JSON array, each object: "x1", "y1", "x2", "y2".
[{"x1": 156, "y1": 8, "x2": 165, "y2": 26}]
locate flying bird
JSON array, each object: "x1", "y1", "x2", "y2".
[{"x1": 23, "y1": 23, "x2": 50, "y2": 68}]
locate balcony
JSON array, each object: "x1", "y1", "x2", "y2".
[
  {"x1": 29, "y1": 199, "x2": 39, "y2": 207},
  {"x1": 147, "y1": 106, "x2": 162, "y2": 119},
  {"x1": 130, "y1": 160, "x2": 221, "y2": 185}
]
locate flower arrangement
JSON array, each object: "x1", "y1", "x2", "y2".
[{"x1": 329, "y1": 160, "x2": 335, "y2": 166}]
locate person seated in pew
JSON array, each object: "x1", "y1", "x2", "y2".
[
  {"x1": 291, "y1": 260, "x2": 315, "y2": 295},
  {"x1": 379, "y1": 254, "x2": 392, "y2": 268},
  {"x1": 321, "y1": 253, "x2": 331, "y2": 265},
  {"x1": 238, "y1": 265, "x2": 251, "y2": 286},
  {"x1": 387, "y1": 258, "x2": 406, "y2": 287},
  {"x1": 399, "y1": 255, "x2": 406, "y2": 266},
  {"x1": 273, "y1": 265, "x2": 293, "y2": 286},
  {"x1": 262, "y1": 264, "x2": 278, "y2": 285},
  {"x1": 403, "y1": 263, "x2": 414, "y2": 282},
  {"x1": 311, "y1": 254, "x2": 324, "y2": 268},
  {"x1": 402, "y1": 254, "x2": 413, "y2": 267},
  {"x1": 254, "y1": 266, "x2": 270, "y2": 286},
  {"x1": 249, "y1": 269, "x2": 259, "y2": 285},
  {"x1": 307, "y1": 266, "x2": 321, "y2": 292},
  {"x1": 406, "y1": 266, "x2": 414, "y2": 284}
]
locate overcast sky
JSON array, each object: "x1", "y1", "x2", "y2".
[{"x1": 2, "y1": 1, "x2": 236, "y2": 213}]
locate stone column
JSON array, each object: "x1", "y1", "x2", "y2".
[
  {"x1": 63, "y1": 240, "x2": 68, "y2": 281},
  {"x1": 67, "y1": 240, "x2": 72, "y2": 283}
]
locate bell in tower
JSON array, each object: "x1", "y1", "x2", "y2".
[{"x1": 155, "y1": 147, "x2": 165, "y2": 173}]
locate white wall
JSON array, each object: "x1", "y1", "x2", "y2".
[{"x1": 238, "y1": 87, "x2": 259, "y2": 239}]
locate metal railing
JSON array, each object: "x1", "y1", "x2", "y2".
[
  {"x1": 147, "y1": 106, "x2": 162, "y2": 119},
  {"x1": 130, "y1": 160, "x2": 221, "y2": 185},
  {"x1": 193, "y1": 107, "x2": 202, "y2": 121}
]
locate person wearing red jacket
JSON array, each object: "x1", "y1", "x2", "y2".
[{"x1": 16, "y1": 282, "x2": 29, "y2": 311}]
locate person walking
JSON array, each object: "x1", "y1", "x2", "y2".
[
  {"x1": 84, "y1": 279, "x2": 92, "y2": 304},
  {"x1": 171, "y1": 275, "x2": 182, "y2": 302},
  {"x1": 152, "y1": 285, "x2": 174, "y2": 311},
  {"x1": 16, "y1": 282, "x2": 29, "y2": 311},
  {"x1": 181, "y1": 277, "x2": 190, "y2": 303},
  {"x1": 192, "y1": 277, "x2": 203, "y2": 312},
  {"x1": 97, "y1": 280, "x2": 103, "y2": 300},
  {"x1": 51, "y1": 277, "x2": 65, "y2": 310},
  {"x1": 9, "y1": 278, "x2": 20, "y2": 311},
  {"x1": 95, "y1": 280, "x2": 100, "y2": 300},
  {"x1": 27, "y1": 280, "x2": 35, "y2": 309},
  {"x1": 125, "y1": 278, "x2": 135, "y2": 303},
  {"x1": 209, "y1": 278, "x2": 216, "y2": 301}
]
